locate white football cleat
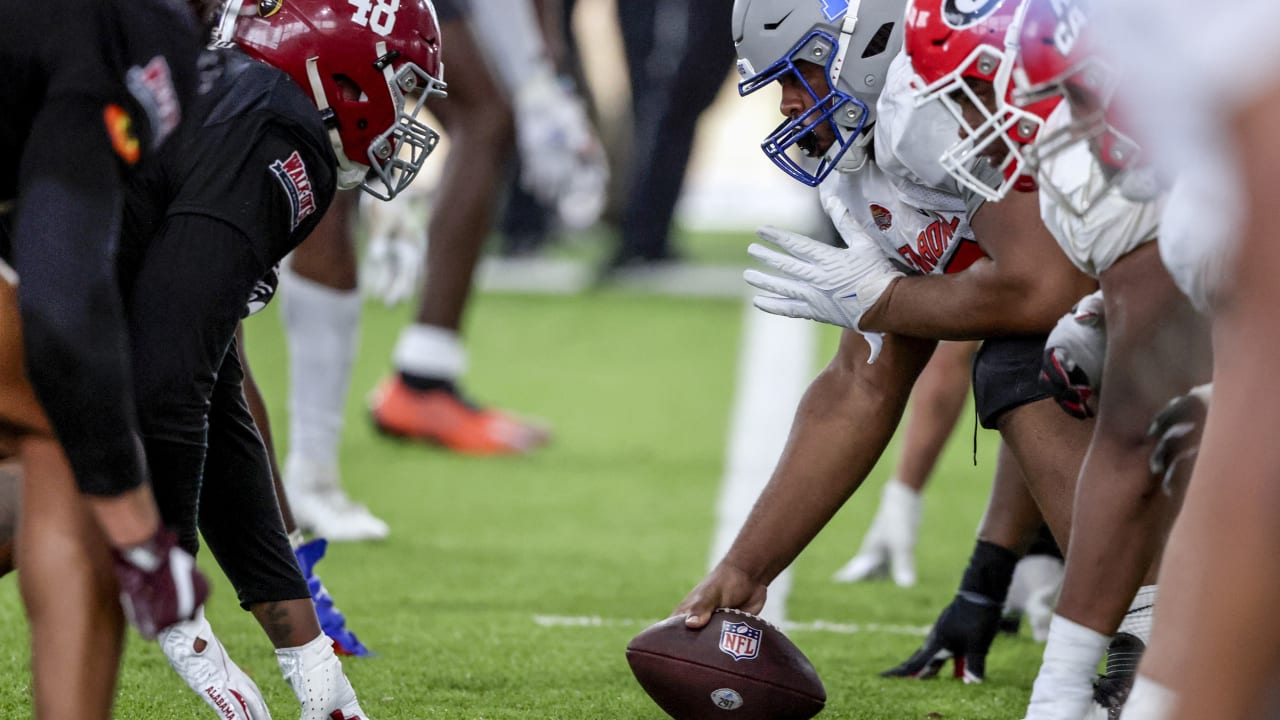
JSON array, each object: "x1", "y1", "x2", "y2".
[
  {"x1": 284, "y1": 456, "x2": 389, "y2": 542},
  {"x1": 159, "y1": 611, "x2": 273, "y2": 720},
  {"x1": 832, "y1": 479, "x2": 921, "y2": 587},
  {"x1": 277, "y1": 634, "x2": 368, "y2": 720}
]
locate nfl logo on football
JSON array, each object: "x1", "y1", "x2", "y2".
[{"x1": 718, "y1": 621, "x2": 762, "y2": 661}]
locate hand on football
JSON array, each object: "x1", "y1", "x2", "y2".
[
  {"x1": 1040, "y1": 290, "x2": 1106, "y2": 419},
  {"x1": 744, "y1": 225, "x2": 901, "y2": 362},
  {"x1": 673, "y1": 561, "x2": 767, "y2": 630},
  {"x1": 881, "y1": 593, "x2": 1003, "y2": 683}
]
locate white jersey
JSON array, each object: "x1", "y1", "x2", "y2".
[
  {"x1": 1037, "y1": 105, "x2": 1164, "y2": 278},
  {"x1": 1159, "y1": 163, "x2": 1239, "y2": 314},
  {"x1": 816, "y1": 50, "x2": 983, "y2": 277},
  {"x1": 1099, "y1": 0, "x2": 1280, "y2": 184}
]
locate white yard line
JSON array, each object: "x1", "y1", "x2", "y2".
[
  {"x1": 532, "y1": 614, "x2": 929, "y2": 638},
  {"x1": 709, "y1": 301, "x2": 818, "y2": 627}
]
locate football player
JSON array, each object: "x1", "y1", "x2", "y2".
[
  {"x1": 108, "y1": 0, "x2": 445, "y2": 716},
  {"x1": 904, "y1": 1, "x2": 1213, "y2": 716},
  {"x1": 0, "y1": 0, "x2": 210, "y2": 715},
  {"x1": 678, "y1": 0, "x2": 1099, "y2": 687},
  {"x1": 278, "y1": 0, "x2": 597, "y2": 540},
  {"x1": 1085, "y1": 0, "x2": 1276, "y2": 717}
]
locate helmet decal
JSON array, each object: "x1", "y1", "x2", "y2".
[
  {"x1": 942, "y1": 0, "x2": 1007, "y2": 28},
  {"x1": 820, "y1": 0, "x2": 848, "y2": 23},
  {"x1": 256, "y1": 0, "x2": 282, "y2": 18}
]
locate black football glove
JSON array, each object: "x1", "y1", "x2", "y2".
[
  {"x1": 1148, "y1": 383, "x2": 1211, "y2": 494},
  {"x1": 881, "y1": 592, "x2": 1003, "y2": 684},
  {"x1": 112, "y1": 527, "x2": 209, "y2": 639},
  {"x1": 1040, "y1": 291, "x2": 1106, "y2": 419}
]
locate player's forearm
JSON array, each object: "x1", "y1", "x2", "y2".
[
  {"x1": 863, "y1": 258, "x2": 1087, "y2": 339},
  {"x1": 723, "y1": 332, "x2": 933, "y2": 585}
]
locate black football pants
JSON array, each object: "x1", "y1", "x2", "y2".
[{"x1": 122, "y1": 213, "x2": 306, "y2": 608}]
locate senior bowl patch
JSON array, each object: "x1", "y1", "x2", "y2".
[
  {"x1": 870, "y1": 203, "x2": 893, "y2": 231},
  {"x1": 719, "y1": 620, "x2": 762, "y2": 661},
  {"x1": 269, "y1": 150, "x2": 318, "y2": 232}
]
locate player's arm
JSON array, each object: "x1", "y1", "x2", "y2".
[
  {"x1": 861, "y1": 190, "x2": 1097, "y2": 339},
  {"x1": 11, "y1": 95, "x2": 151, "y2": 499},
  {"x1": 677, "y1": 329, "x2": 936, "y2": 626}
]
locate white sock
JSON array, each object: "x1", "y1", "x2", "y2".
[
  {"x1": 1118, "y1": 675, "x2": 1176, "y2": 720},
  {"x1": 1117, "y1": 584, "x2": 1157, "y2": 644},
  {"x1": 280, "y1": 266, "x2": 361, "y2": 468},
  {"x1": 1024, "y1": 614, "x2": 1111, "y2": 719},
  {"x1": 392, "y1": 323, "x2": 466, "y2": 381}
]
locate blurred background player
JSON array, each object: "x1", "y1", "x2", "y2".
[
  {"x1": 0, "y1": 0, "x2": 209, "y2": 716},
  {"x1": 282, "y1": 0, "x2": 605, "y2": 541}
]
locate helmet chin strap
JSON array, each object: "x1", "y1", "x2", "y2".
[
  {"x1": 828, "y1": 2, "x2": 863, "y2": 94},
  {"x1": 305, "y1": 57, "x2": 370, "y2": 190},
  {"x1": 828, "y1": 1, "x2": 867, "y2": 173}
]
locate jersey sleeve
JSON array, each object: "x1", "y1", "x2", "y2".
[{"x1": 167, "y1": 125, "x2": 336, "y2": 269}]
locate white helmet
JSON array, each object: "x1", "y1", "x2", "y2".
[{"x1": 733, "y1": 0, "x2": 908, "y2": 185}]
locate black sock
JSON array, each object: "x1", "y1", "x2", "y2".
[
  {"x1": 398, "y1": 371, "x2": 456, "y2": 394},
  {"x1": 958, "y1": 540, "x2": 1019, "y2": 605}
]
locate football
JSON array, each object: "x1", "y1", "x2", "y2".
[{"x1": 626, "y1": 609, "x2": 826, "y2": 719}]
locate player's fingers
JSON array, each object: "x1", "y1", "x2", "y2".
[
  {"x1": 747, "y1": 242, "x2": 813, "y2": 279},
  {"x1": 743, "y1": 269, "x2": 811, "y2": 302},
  {"x1": 752, "y1": 294, "x2": 815, "y2": 322},
  {"x1": 880, "y1": 641, "x2": 948, "y2": 678},
  {"x1": 755, "y1": 226, "x2": 825, "y2": 262},
  {"x1": 960, "y1": 652, "x2": 986, "y2": 684}
]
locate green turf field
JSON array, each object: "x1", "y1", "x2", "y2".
[{"x1": 0, "y1": 285, "x2": 1047, "y2": 719}]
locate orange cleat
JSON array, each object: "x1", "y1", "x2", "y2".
[{"x1": 368, "y1": 376, "x2": 551, "y2": 455}]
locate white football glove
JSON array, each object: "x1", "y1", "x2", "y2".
[
  {"x1": 1042, "y1": 290, "x2": 1106, "y2": 419},
  {"x1": 513, "y1": 67, "x2": 608, "y2": 228},
  {"x1": 744, "y1": 225, "x2": 903, "y2": 363},
  {"x1": 360, "y1": 184, "x2": 430, "y2": 306}
]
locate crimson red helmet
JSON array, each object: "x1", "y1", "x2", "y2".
[
  {"x1": 215, "y1": 0, "x2": 446, "y2": 200},
  {"x1": 1013, "y1": 0, "x2": 1147, "y2": 216},
  {"x1": 904, "y1": 0, "x2": 1060, "y2": 201}
]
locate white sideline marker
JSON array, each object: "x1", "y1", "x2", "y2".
[{"x1": 709, "y1": 301, "x2": 818, "y2": 627}]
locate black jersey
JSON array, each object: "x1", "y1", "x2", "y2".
[
  {"x1": 0, "y1": 0, "x2": 199, "y2": 205},
  {"x1": 122, "y1": 48, "x2": 337, "y2": 308},
  {"x1": 0, "y1": 0, "x2": 199, "y2": 497}
]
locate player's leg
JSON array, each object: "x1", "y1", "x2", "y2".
[
  {"x1": 18, "y1": 437, "x2": 124, "y2": 720},
  {"x1": 237, "y1": 325, "x2": 371, "y2": 656},
  {"x1": 835, "y1": 340, "x2": 977, "y2": 586},
  {"x1": 200, "y1": 341, "x2": 367, "y2": 719},
  {"x1": 883, "y1": 442, "x2": 1044, "y2": 683},
  {"x1": 1023, "y1": 242, "x2": 1212, "y2": 720},
  {"x1": 281, "y1": 189, "x2": 388, "y2": 541},
  {"x1": 370, "y1": 9, "x2": 549, "y2": 454},
  {"x1": 1125, "y1": 84, "x2": 1280, "y2": 720},
  {"x1": 0, "y1": 275, "x2": 125, "y2": 718}
]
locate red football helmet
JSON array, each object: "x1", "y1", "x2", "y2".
[
  {"x1": 215, "y1": 0, "x2": 446, "y2": 200},
  {"x1": 904, "y1": 0, "x2": 1060, "y2": 201},
  {"x1": 1014, "y1": 0, "x2": 1147, "y2": 217}
]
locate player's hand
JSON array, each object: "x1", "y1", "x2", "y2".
[
  {"x1": 513, "y1": 66, "x2": 608, "y2": 225},
  {"x1": 362, "y1": 232, "x2": 425, "y2": 306},
  {"x1": 881, "y1": 593, "x2": 1003, "y2": 683},
  {"x1": 1148, "y1": 383, "x2": 1212, "y2": 493},
  {"x1": 112, "y1": 528, "x2": 209, "y2": 640},
  {"x1": 744, "y1": 225, "x2": 902, "y2": 362},
  {"x1": 1040, "y1": 290, "x2": 1106, "y2": 419},
  {"x1": 673, "y1": 561, "x2": 768, "y2": 630}
]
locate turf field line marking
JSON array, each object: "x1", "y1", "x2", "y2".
[
  {"x1": 531, "y1": 615, "x2": 928, "y2": 637},
  {"x1": 711, "y1": 302, "x2": 818, "y2": 628}
]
